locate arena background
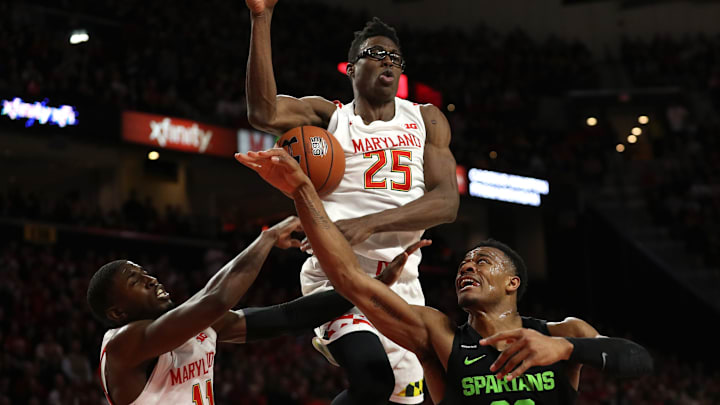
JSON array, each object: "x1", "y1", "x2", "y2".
[{"x1": 1, "y1": 0, "x2": 719, "y2": 403}]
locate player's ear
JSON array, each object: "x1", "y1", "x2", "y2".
[
  {"x1": 507, "y1": 275, "x2": 520, "y2": 295},
  {"x1": 106, "y1": 306, "x2": 127, "y2": 324},
  {"x1": 346, "y1": 63, "x2": 354, "y2": 78}
]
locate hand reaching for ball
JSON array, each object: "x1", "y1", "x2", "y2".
[{"x1": 235, "y1": 148, "x2": 312, "y2": 197}]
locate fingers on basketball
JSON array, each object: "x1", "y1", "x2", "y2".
[{"x1": 276, "y1": 126, "x2": 345, "y2": 197}]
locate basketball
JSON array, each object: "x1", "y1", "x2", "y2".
[{"x1": 276, "y1": 126, "x2": 345, "y2": 197}]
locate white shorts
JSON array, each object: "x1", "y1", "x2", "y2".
[{"x1": 300, "y1": 254, "x2": 426, "y2": 404}]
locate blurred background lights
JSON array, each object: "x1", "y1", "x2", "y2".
[
  {"x1": 586, "y1": 117, "x2": 598, "y2": 126},
  {"x1": 148, "y1": 151, "x2": 160, "y2": 160},
  {"x1": 638, "y1": 115, "x2": 649, "y2": 125},
  {"x1": 447, "y1": 103, "x2": 456, "y2": 112},
  {"x1": 627, "y1": 135, "x2": 638, "y2": 144},
  {"x1": 489, "y1": 150, "x2": 498, "y2": 159},
  {"x1": 631, "y1": 127, "x2": 642, "y2": 136},
  {"x1": 69, "y1": 29, "x2": 89, "y2": 45},
  {"x1": 616, "y1": 144, "x2": 625, "y2": 152}
]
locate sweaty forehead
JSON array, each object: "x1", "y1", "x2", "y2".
[
  {"x1": 119, "y1": 261, "x2": 144, "y2": 278},
  {"x1": 362, "y1": 36, "x2": 400, "y2": 52},
  {"x1": 464, "y1": 247, "x2": 507, "y2": 263}
]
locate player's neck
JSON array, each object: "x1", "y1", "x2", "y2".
[
  {"x1": 353, "y1": 97, "x2": 395, "y2": 124},
  {"x1": 467, "y1": 306, "x2": 522, "y2": 341}
]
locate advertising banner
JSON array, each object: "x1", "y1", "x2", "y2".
[{"x1": 122, "y1": 111, "x2": 237, "y2": 157}]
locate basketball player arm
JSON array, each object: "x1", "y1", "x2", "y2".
[
  {"x1": 107, "y1": 217, "x2": 302, "y2": 366},
  {"x1": 210, "y1": 258, "x2": 408, "y2": 344},
  {"x1": 234, "y1": 149, "x2": 444, "y2": 356},
  {"x1": 550, "y1": 317, "x2": 654, "y2": 378},
  {"x1": 245, "y1": 6, "x2": 336, "y2": 135},
  {"x1": 293, "y1": 182, "x2": 440, "y2": 359},
  {"x1": 481, "y1": 317, "x2": 653, "y2": 382},
  {"x1": 335, "y1": 104, "x2": 458, "y2": 244}
]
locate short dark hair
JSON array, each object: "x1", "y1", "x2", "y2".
[
  {"x1": 473, "y1": 239, "x2": 528, "y2": 300},
  {"x1": 87, "y1": 260, "x2": 127, "y2": 326},
  {"x1": 348, "y1": 17, "x2": 402, "y2": 63}
]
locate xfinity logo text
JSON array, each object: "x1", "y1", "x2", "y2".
[
  {"x1": 1, "y1": 97, "x2": 78, "y2": 128},
  {"x1": 149, "y1": 118, "x2": 213, "y2": 153}
]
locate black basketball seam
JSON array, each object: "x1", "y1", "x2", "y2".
[
  {"x1": 301, "y1": 126, "x2": 311, "y2": 182},
  {"x1": 317, "y1": 129, "x2": 334, "y2": 194}
]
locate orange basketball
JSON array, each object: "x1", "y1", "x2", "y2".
[{"x1": 277, "y1": 126, "x2": 345, "y2": 197}]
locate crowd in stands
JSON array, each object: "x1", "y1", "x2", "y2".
[
  {"x1": 1, "y1": 231, "x2": 719, "y2": 405},
  {"x1": 0, "y1": 187, "x2": 211, "y2": 238},
  {"x1": 2, "y1": 0, "x2": 720, "y2": 403},
  {"x1": 631, "y1": 109, "x2": 720, "y2": 269}
]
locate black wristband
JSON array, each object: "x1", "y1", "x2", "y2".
[
  {"x1": 565, "y1": 337, "x2": 653, "y2": 378},
  {"x1": 244, "y1": 290, "x2": 355, "y2": 342}
]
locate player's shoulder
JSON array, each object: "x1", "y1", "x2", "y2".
[
  {"x1": 105, "y1": 321, "x2": 151, "y2": 354},
  {"x1": 414, "y1": 305, "x2": 455, "y2": 334},
  {"x1": 546, "y1": 316, "x2": 598, "y2": 338},
  {"x1": 298, "y1": 96, "x2": 338, "y2": 114}
]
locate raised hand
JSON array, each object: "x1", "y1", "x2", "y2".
[
  {"x1": 376, "y1": 240, "x2": 432, "y2": 286},
  {"x1": 479, "y1": 328, "x2": 573, "y2": 381},
  {"x1": 246, "y1": 0, "x2": 278, "y2": 15},
  {"x1": 235, "y1": 149, "x2": 312, "y2": 197},
  {"x1": 265, "y1": 216, "x2": 303, "y2": 249}
]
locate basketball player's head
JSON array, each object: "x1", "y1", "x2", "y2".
[
  {"x1": 87, "y1": 260, "x2": 174, "y2": 327},
  {"x1": 346, "y1": 17, "x2": 404, "y2": 103},
  {"x1": 455, "y1": 240, "x2": 528, "y2": 311}
]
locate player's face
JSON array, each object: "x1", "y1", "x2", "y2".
[
  {"x1": 110, "y1": 262, "x2": 174, "y2": 323},
  {"x1": 350, "y1": 36, "x2": 403, "y2": 102},
  {"x1": 455, "y1": 247, "x2": 516, "y2": 310}
]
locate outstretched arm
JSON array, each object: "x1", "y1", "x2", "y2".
[
  {"x1": 234, "y1": 149, "x2": 439, "y2": 358},
  {"x1": 334, "y1": 104, "x2": 459, "y2": 245},
  {"x1": 480, "y1": 317, "x2": 653, "y2": 383},
  {"x1": 211, "y1": 243, "x2": 414, "y2": 343},
  {"x1": 107, "y1": 216, "x2": 302, "y2": 367},
  {"x1": 245, "y1": 0, "x2": 335, "y2": 135}
]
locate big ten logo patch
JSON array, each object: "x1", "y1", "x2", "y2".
[
  {"x1": 310, "y1": 136, "x2": 328, "y2": 157},
  {"x1": 196, "y1": 333, "x2": 209, "y2": 343},
  {"x1": 404, "y1": 123, "x2": 418, "y2": 130}
]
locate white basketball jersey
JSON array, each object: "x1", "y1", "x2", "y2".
[
  {"x1": 322, "y1": 97, "x2": 428, "y2": 273},
  {"x1": 100, "y1": 327, "x2": 217, "y2": 405}
]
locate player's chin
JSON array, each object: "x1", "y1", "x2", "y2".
[
  {"x1": 153, "y1": 300, "x2": 175, "y2": 317},
  {"x1": 457, "y1": 293, "x2": 480, "y2": 310},
  {"x1": 372, "y1": 82, "x2": 398, "y2": 97}
]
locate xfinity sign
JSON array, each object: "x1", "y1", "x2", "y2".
[
  {"x1": 1, "y1": 97, "x2": 78, "y2": 128},
  {"x1": 468, "y1": 169, "x2": 549, "y2": 207}
]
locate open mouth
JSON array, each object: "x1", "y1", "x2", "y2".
[
  {"x1": 457, "y1": 276, "x2": 481, "y2": 292},
  {"x1": 156, "y1": 285, "x2": 170, "y2": 299}
]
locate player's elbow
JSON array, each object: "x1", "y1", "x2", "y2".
[
  {"x1": 247, "y1": 109, "x2": 275, "y2": 132},
  {"x1": 439, "y1": 194, "x2": 459, "y2": 223},
  {"x1": 201, "y1": 290, "x2": 236, "y2": 316},
  {"x1": 618, "y1": 342, "x2": 654, "y2": 378}
]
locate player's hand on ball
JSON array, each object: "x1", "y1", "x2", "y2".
[
  {"x1": 235, "y1": 149, "x2": 312, "y2": 197},
  {"x1": 265, "y1": 216, "x2": 303, "y2": 249},
  {"x1": 246, "y1": 0, "x2": 278, "y2": 15},
  {"x1": 376, "y1": 240, "x2": 431, "y2": 286},
  {"x1": 480, "y1": 328, "x2": 573, "y2": 381}
]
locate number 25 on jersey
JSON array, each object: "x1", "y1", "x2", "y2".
[{"x1": 364, "y1": 150, "x2": 412, "y2": 191}]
